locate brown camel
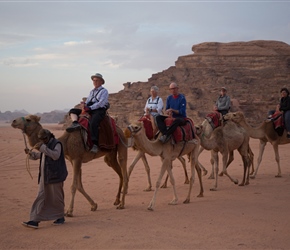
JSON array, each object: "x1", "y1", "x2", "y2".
[
  {"x1": 224, "y1": 111, "x2": 290, "y2": 178},
  {"x1": 11, "y1": 115, "x2": 128, "y2": 217},
  {"x1": 198, "y1": 118, "x2": 254, "y2": 179},
  {"x1": 128, "y1": 145, "x2": 190, "y2": 191},
  {"x1": 195, "y1": 120, "x2": 253, "y2": 191},
  {"x1": 124, "y1": 122, "x2": 204, "y2": 211}
]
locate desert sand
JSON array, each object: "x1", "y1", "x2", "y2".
[{"x1": 0, "y1": 122, "x2": 290, "y2": 250}]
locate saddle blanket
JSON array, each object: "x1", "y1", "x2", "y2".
[
  {"x1": 78, "y1": 113, "x2": 118, "y2": 151},
  {"x1": 270, "y1": 111, "x2": 284, "y2": 136},
  {"x1": 205, "y1": 111, "x2": 222, "y2": 129},
  {"x1": 165, "y1": 117, "x2": 195, "y2": 143},
  {"x1": 138, "y1": 115, "x2": 154, "y2": 140}
]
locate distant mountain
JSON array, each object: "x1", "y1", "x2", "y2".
[{"x1": 0, "y1": 110, "x2": 68, "y2": 124}]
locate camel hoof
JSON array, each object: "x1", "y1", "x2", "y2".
[
  {"x1": 208, "y1": 175, "x2": 215, "y2": 180},
  {"x1": 183, "y1": 199, "x2": 190, "y2": 204},
  {"x1": 143, "y1": 187, "x2": 153, "y2": 192},
  {"x1": 202, "y1": 170, "x2": 208, "y2": 176},
  {"x1": 147, "y1": 206, "x2": 154, "y2": 211},
  {"x1": 210, "y1": 188, "x2": 217, "y2": 191},
  {"x1": 238, "y1": 183, "x2": 244, "y2": 186},
  {"x1": 245, "y1": 181, "x2": 250, "y2": 185},
  {"x1": 184, "y1": 180, "x2": 190, "y2": 184},
  {"x1": 197, "y1": 193, "x2": 204, "y2": 198},
  {"x1": 234, "y1": 179, "x2": 239, "y2": 185},
  {"x1": 250, "y1": 175, "x2": 256, "y2": 179},
  {"x1": 65, "y1": 212, "x2": 73, "y2": 217},
  {"x1": 275, "y1": 175, "x2": 282, "y2": 178},
  {"x1": 168, "y1": 199, "x2": 178, "y2": 205},
  {"x1": 91, "y1": 204, "x2": 98, "y2": 211},
  {"x1": 114, "y1": 199, "x2": 121, "y2": 206},
  {"x1": 160, "y1": 184, "x2": 167, "y2": 189},
  {"x1": 116, "y1": 204, "x2": 125, "y2": 210}
]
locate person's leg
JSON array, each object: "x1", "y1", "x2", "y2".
[
  {"x1": 66, "y1": 109, "x2": 82, "y2": 132},
  {"x1": 166, "y1": 118, "x2": 186, "y2": 136},
  {"x1": 155, "y1": 115, "x2": 167, "y2": 135},
  {"x1": 283, "y1": 110, "x2": 290, "y2": 138},
  {"x1": 90, "y1": 109, "x2": 106, "y2": 146}
]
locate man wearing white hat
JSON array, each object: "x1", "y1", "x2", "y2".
[{"x1": 66, "y1": 73, "x2": 109, "y2": 153}]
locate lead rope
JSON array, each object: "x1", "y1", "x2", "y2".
[{"x1": 22, "y1": 131, "x2": 33, "y2": 180}]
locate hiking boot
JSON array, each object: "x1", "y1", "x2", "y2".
[
  {"x1": 22, "y1": 221, "x2": 39, "y2": 229},
  {"x1": 53, "y1": 217, "x2": 65, "y2": 225},
  {"x1": 159, "y1": 135, "x2": 171, "y2": 144},
  {"x1": 90, "y1": 144, "x2": 99, "y2": 154},
  {"x1": 66, "y1": 121, "x2": 81, "y2": 132}
]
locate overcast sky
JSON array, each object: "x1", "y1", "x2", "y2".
[{"x1": 0, "y1": 0, "x2": 289, "y2": 113}]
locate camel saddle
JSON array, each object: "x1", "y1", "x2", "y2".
[
  {"x1": 270, "y1": 111, "x2": 284, "y2": 136},
  {"x1": 138, "y1": 115, "x2": 154, "y2": 140},
  {"x1": 165, "y1": 117, "x2": 195, "y2": 143},
  {"x1": 78, "y1": 112, "x2": 119, "y2": 151},
  {"x1": 205, "y1": 111, "x2": 222, "y2": 129}
]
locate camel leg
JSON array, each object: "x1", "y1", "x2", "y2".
[
  {"x1": 272, "y1": 143, "x2": 282, "y2": 177},
  {"x1": 208, "y1": 150, "x2": 215, "y2": 179},
  {"x1": 251, "y1": 139, "x2": 267, "y2": 179},
  {"x1": 219, "y1": 151, "x2": 234, "y2": 176},
  {"x1": 128, "y1": 151, "x2": 152, "y2": 191},
  {"x1": 148, "y1": 159, "x2": 170, "y2": 211},
  {"x1": 198, "y1": 147, "x2": 208, "y2": 176},
  {"x1": 66, "y1": 159, "x2": 97, "y2": 217},
  {"x1": 179, "y1": 156, "x2": 189, "y2": 184},
  {"x1": 117, "y1": 143, "x2": 128, "y2": 208},
  {"x1": 239, "y1": 155, "x2": 250, "y2": 186},
  {"x1": 184, "y1": 149, "x2": 204, "y2": 203},
  {"x1": 166, "y1": 164, "x2": 178, "y2": 205},
  {"x1": 160, "y1": 174, "x2": 169, "y2": 188},
  {"x1": 248, "y1": 146, "x2": 255, "y2": 175},
  {"x1": 210, "y1": 151, "x2": 219, "y2": 191},
  {"x1": 221, "y1": 151, "x2": 239, "y2": 186},
  {"x1": 104, "y1": 150, "x2": 126, "y2": 209}
]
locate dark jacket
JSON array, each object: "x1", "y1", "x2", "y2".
[
  {"x1": 279, "y1": 96, "x2": 290, "y2": 112},
  {"x1": 38, "y1": 138, "x2": 68, "y2": 184}
]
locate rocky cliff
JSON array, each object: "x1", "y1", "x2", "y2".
[
  {"x1": 62, "y1": 40, "x2": 290, "y2": 129},
  {"x1": 107, "y1": 40, "x2": 290, "y2": 128}
]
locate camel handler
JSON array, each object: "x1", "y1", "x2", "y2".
[
  {"x1": 22, "y1": 129, "x2": 68, "y2": 229},
  {"x1": 156, "y1": 82, "x2": 187, "y2": 143},
  {"x1": 66, "y1": 73, "x2": 110, "y2": 153}
]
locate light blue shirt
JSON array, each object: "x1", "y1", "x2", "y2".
[{"x1": 86, "y1": 86, "x2": 109, "y2": 110}]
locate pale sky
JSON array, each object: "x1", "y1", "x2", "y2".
[{"x1": 1, "y1": 0, "x2": 290, "y2": 113}]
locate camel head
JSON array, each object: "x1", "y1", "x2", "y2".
[
  {"x1": 124, "y1": 122, "x2": 142, "y2": 138},
  {"x1": 195, "y1": 124, "x2": 204, "y2": 137},
  {"x1": 11, "y1": 114, "x2": 42, "y2": 135},
  {"x1": 223, "y1": 111, "x2": 245, "y2": 124}
]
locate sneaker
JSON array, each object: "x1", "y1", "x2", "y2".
[
  {"x1": 90, "y1": 144, "x2": 99, "y2": 153},
  {"x1": 287, "y1": 134, "x2": 290, "y2": 139},
  {"x1": 22, "y1": 221, "x2": 39, "y2": 229},
  {"x1": 66, "y1": 122, "x2": 81, "y2": 132},
  {"x1": 53, "y1": 217, "x2": 65, "y2": 225},
  {"x1": 159, "y1": 135, "x2": 171, "y2": 144}
]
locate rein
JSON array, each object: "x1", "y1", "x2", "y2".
[{"x1": 20, "y1": 117, "x2": 33, "y2": 180}]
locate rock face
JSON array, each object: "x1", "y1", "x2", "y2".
[{"x1": 108, "y1": 40, "x2": 290, "y2": 128}]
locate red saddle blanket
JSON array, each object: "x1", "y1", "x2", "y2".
[
  {"x1": 165, "y1": 117, "x2": 195, "y2": 143},
  {"x1": 138, "y1": 115, "x2": 154, "y2": 140},
  {"x1": 270, "y1": 111, "x2": 284, "y2": 136},
  {"x1": 78, "y1": 113, "x2": 118, "y2": 151},
  {"x1": 205, "y1": 111, "x2": 222, "y2": 129}
]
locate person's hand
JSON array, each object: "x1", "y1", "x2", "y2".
[
  {"x1": 34, "y1": 142, "x2": 43, "y2": 151},
  {"x1": 214, "y1": 105, "x2": 218, "y2": 111},
  {"x1": 166, "y1": 109, "x2": 173, "y2": 116},
  {"x1": 83, "y1": 106, "x2": 91, "y2": 113}
]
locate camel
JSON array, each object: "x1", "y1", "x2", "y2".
[
  {"x1": 198, "y1": 118, "x2": 254, "y2": 179},
  {"x1": 124, "y1": 122, "x2": 204, "y2": 211},
  {"x1": 11, "y1": 115, "x2": 128, "y2": 217},
  {"x1": 195, "y1": 120, "x2": 253, "y2": 191},
  {"x1": 128, "y1": 146, "x2": 190, "y2": 191},
  {"x1": 224, "y1": 111, "x2": 290, "y2": 178}
]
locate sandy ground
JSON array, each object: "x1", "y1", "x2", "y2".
[{"x1": 0, "y1": 122, "x2": 290, "y2": 250}]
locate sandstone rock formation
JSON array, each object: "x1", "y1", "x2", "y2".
[{"x1": 108, "y1": 40, "x2": 290, "y2": 128}]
